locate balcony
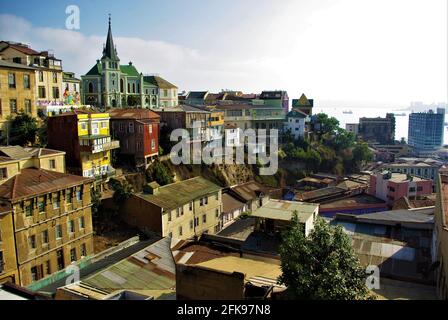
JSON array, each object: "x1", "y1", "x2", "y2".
[{"x1": 79, "y1": 136, "x2": 120, "y2": 154}]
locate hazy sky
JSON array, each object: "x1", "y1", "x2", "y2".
[{"x1": 0, "y1": 0, "x2": 446, "y2": 108}]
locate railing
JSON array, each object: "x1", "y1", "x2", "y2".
[{"x1": 80, "y1": 140, "x2": 120, "y2": 154}]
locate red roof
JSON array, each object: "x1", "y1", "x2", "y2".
[
  {"x1": 109, "y1": 109, "x2": 160, "y2": 121},
  {"x1": 0, "y1": 168, "x2": 92, "y2": 201},
  {"x1": 1, "y1": 42, "x2": 40, "y2": 55}
]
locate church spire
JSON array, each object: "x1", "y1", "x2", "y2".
[{"x1": 102, "y1": 14, "x2": 119, "y2": 61}]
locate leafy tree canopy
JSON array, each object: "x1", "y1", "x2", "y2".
[{"x1": 279, "y1": 216, "x2": 371, "y2": 300}]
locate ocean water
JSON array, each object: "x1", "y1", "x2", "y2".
[{"x1": 316, "y1": 107, "x2": 448, "y2": 143}]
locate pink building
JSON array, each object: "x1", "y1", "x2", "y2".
[{"x1": 368, "y1": 171, "x2": 433, "y2": 207}]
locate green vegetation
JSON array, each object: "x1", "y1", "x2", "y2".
[
  {"x1": 281, "y1": 114, "x2": 373, "y2": 175},
  {"x1": 109, "y1": 178, "x2": 134, "y2": 205},
  {"x1": 9, "y1": 112, "x2": 39, "y2": 146},
  {"x1": 279, "y1": 216, "x2": 372, "y2": 300},
  {"x1": 146, "y1": 161, "x2": 174, "y2": 186}
]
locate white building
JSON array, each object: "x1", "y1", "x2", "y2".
[
  {"x1": 346, "y1": 123, "x2": 359, "y2": 135},
  {"x1": 285, "y1": 109, "x2": 308, "y2": 140}
]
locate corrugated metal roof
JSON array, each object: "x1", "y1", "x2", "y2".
[
  {"x1": 251, "y1": 199, "x2": 317, "y2": 222},
  {"x1": 136, "y1": 176, "x2": 221, "y2": 210},
  {"x1": 0, "y1": 168, "x2": 92, "y2": 201},
  {"x1": 83, "y1": 237, "x2": 175, "y2": 293}
]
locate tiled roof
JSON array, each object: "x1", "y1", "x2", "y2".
[
  {"x1": 0, "y1": 168, "x2": 92, "y2": 201},
  {"x1": 109, "y1": 109, "x2": 160, "y2": 120},
  {"x1": 144, "y1": 75, "x2": 177, "y2": 89},
  {"x1": 23, "y1": 147, "x2": 65, "y2": 157},
  {"x1": 136, "y1": 176, "x2": 221, "y2": 210}
]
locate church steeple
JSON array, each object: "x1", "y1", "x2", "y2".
[{"x1": 102, "y1": 14, "x2": 119, "y2": 61}]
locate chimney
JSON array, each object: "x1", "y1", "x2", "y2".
[{"x1": 143, "y1": 182, "x2": 160, "y2": 195}]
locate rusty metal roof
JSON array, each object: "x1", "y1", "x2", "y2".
[
  {"x1": 0, "y1": 168, "x2": 92, "y2": 201},
  {"x1": 109, "y1": 108, "x2": 160, "y2": 120},
  {"x1": 230, "y1": 181, "x2": 269, "y2": 202},
  {"x1": 222, "y1": 193, "x2": 246, "y2": 213}
]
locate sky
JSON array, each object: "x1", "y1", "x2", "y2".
[{"x1": 0, "y1": 0, "x2": 446, "y2": 108}]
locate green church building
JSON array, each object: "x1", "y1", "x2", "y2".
[{"x1": 82, "y1": 17, "x2": 176, "y2": 109}]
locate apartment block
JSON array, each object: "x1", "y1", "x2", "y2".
[
  {"x1": 0, "y1": 146, "x2": 66, "y2": 184},
  {"x1": 0, "y1": 167, "x2": 94, "y2": 286},
  {"x1": 368, "y1": 171, "x2": 433, "y2": 206},
  {"x1": 120, "y1": 177, "x2": 223, "y2": 239},
  {"x1": 47, "y1": 110, "x2": 119, "y2": 181},
  {"x1": 110, "y1": 109, "x2": 160, "y2": 168},
  {"x1": 0, "y1": 59, "x2": 37, "y2": 141}
]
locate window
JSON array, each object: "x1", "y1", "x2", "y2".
[
  {"x1": 215, "y1": 209, "x2": 219, "y2": 218},
  {"x1": 66, "y1": 190, "x2": 73, "y2": 204},
  {"x1": 53, "y1": 194, "x2": 60, "y2": 209},
  {"x1": 204, "y1": 197, "x2": 208, "y2": 205},
  {"x1": 49, "y1": 159, "x2": 56, "y2": 169},
  {"x1": 38, "y1": 71, "x2": 44, "y2": 82},
  {"x1": 8, "y1": 73, "x2": 15, "y2": 88},
  {"x1": 38, "y1": 200, "x2": 45, "y2": 213},
  {"x1": 68, "y1": 220, "x2": 75, "y2": 234},
  {"x1": 190, "y1": 220, "x2": 194, "y2": 230},
  {"x1": 13, "y1": 57, "x2": 21, "y2": 64},
  {"x1": 128, "y1": 122, "x2": 134, "y2": 133},
  {"x1": 42, "y1": 230, "x2": 49, "y2": 244},
  {"x1": 45, "y1": 260, "x2": 51, "y2": 275},
  {"x1": 189, "y1": 202, "x2": 193, "y2": 211},
  {"x1": 101, "y1": 122, "x2": 107, "y2": 128},
  {"x1": 56, "y1": 249, "x2": 64, "y2": 270},
  {"x1": 29, "y1": 235, "x2": 36, "y2": 249},
  {"x1": 194, "y1": 217, "x2": 199, "y2": 227},
  {"x1": 0, "y1": 251, "x2": 3, "y2": 272},
  {"x1": 417, "y1": 186, "x2": 423, "y2": 192},
  {"x1": 168, "y1": 232, "x2": 173, "y2": 238},
  {"x1": 10, "y1": 99, "x2": 17, "y2": 114},
  {"x1": 76, "y1": 189, "x2": 83, "y2": 201},
  {"x1": 148, "y1": 124, "x2": 153, "y2": 134},
  {"x1": 70, "y1": 248, "x2": 77, "y2": 262},
  {"x1": 164, "y1": 89, "x2": 168, "y2": 97},
  {"x1": 88, "y1": 82, "x2": 93, "y2": 93},
  {"x1": 25, "y1": 205, "x2": 32, "y2": 217},
  {"x1": 80, "y1": 243, "x2": 87, "y2": 257},
  {"x1": 31, "y1": 266, "x2": 38, "y2": 281},
  {"x1": 202, "y1": 214, "x2": 207, "y2": 224},
  {"x1": 23, "y1": 74, "x2": 30, "y2": 89},
  {"x1": 215, "y1": 193, "x2": 219, "y2": 201},
  {"x1": 409, "y1": 187, "x2": 416, "y2": 192},
  {"x1": 0, "y1": 168, "x2": 7, "y2": 180},
  {"x1": 38, "y1": 86, "x2": 46, "y2": 99},
  {"x1": 79, "y1": 216, "x2": 85, "y2": 229},
  {"x1": 178, "y1": 226, "x2": 183, "y2": 237},
  {"x1": 168, "y1": 211, "x2": 172, "y2": 222},
  {"x1": 55, "y1": 225, "x2": 62, "y2": 239},
  {"x1": 177, "y1": 207, "x2": 183, "y2": 217},
  {"x1": 25, "y1": 99, "x2": 32, "y2": 114},
  {"x1": 53, "y1": 87, "x2": 60, "y2": 99},
  {"x1": 52, "y1": 72, "x2": 58, "y2": 83},
  {"x1": 151, "y1": 139, "x2": 155, "y2": 150}
]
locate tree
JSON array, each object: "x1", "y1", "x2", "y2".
[
  {"x1": 110, "y1": 179, "x2": 134, "y2": 205},
  {"x1": 146, "y1": 161, "x2": 173, "y2": 186},
  {"x1": 315, "y1": 113, "x2": 340, "y2": 136},
  {"x1": 352, "y1": 143, "x2": 373, "y2": 167},
  {"x1": 91, "y1": 188, "x2": 102, "y2": 218},
  {"x1": 279, "y1": 216, "x2": 371, "y2": 300},
  {"x1": 9, "y1": 112, "x2": 39, "y2": 146}
]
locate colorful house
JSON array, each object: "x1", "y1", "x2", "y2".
[{"x1": 47, "y1": 110, "x2": 119, "y2": 183}]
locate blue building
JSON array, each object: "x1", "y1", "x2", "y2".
[{"x1": 408, "y1": 108, "x2": 445, "y2": 152}]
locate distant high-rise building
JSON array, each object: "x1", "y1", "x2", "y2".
[{"x1": 408, "y1": 108, "x2": 445, "y2": 152}]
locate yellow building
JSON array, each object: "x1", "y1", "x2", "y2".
[
  {"x1": 0, "y1": 41, "x2": 64, "y2": 109},
  {"x1": 120, "y1": 177, "x2": 223, "y2": 239},
  {"x1": 0, "y1": 161, "x2": 94, "y2": 286},
  {"x1": 0, "y1": 146, "x2": 66, "y2": 183},
  {"x1": 0, "y1": 59, "x2": 37, "y2": 142},
  {"x1": 47, "y1": 111, "x2": 119, "y2": 183}
]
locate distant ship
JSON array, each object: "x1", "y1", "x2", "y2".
[
  {"x1": 394, "y1": 112, "x2": 406, "y2": 116},
  {"x1": 342, "y1": 110, "x2": 353, "y2": 114}
]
